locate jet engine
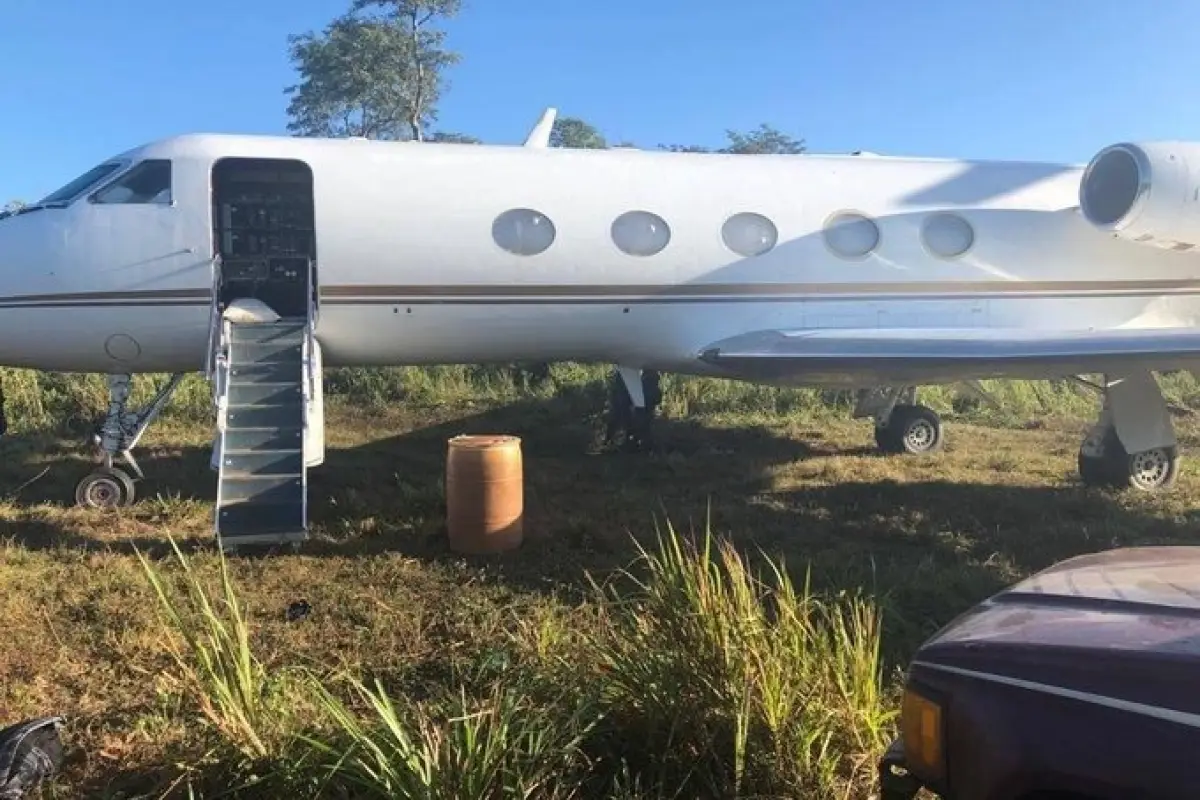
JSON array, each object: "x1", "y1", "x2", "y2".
[{"x1": 1079, "y1": 141, "x2": 1200, "y2": 251}]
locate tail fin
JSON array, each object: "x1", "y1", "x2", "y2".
[{"x1": 523, "y1": 107, "x2": 557, "y2": 148}]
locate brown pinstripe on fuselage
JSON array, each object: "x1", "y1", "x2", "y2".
[{"x1": 2, "y1": 278, "x2": 1199, "y2": 308}]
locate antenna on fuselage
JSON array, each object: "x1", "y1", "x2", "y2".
[{"x1": 523, "y1": 107, "x2": 557, "y2": 148}]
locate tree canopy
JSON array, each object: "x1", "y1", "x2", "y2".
[
  {"x1": 285, "y1": 0, "x2": 462, "y2": 141},
  {"x1": 549, "y1": 116, "x2": 606, "y2": 149},
  {"x1": 659, "y1": 124, "x2": 806, "y2": 155},
  {"x1": 283, "y1": 1, "x2": 804, "y2": 151}
]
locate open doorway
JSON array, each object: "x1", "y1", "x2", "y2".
[{"x1": 211, "y1": 157, "x2": 316, "y2": 319}]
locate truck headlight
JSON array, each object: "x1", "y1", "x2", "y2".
[{"x1": 901, "y1": 685, "x2": 945, "y2": 783}]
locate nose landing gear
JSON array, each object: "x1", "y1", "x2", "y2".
[
  {"x1": 74, "y1": 372, "x2": 186, "y2": 509},
  {"x1": 75, "y1": 467, "x2": 138, "y2": 509}
]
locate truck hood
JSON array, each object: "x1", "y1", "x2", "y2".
[
  {"x1": 912, "y1": 546, "x2": 1200, "y2": 728},
  {"x1": 925, "y1": 546, "x2": 1200, "y2": 654}
]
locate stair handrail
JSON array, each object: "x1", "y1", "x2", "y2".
[
  {"x1": 205, "y1": 254, "x2": 232, "y2": 474},
  {"x1": 303, "y1": 256, "x2": 319, "y2": 404},
  {"x1": 204, "y1": 253, "x2": 224, "y2": 383},
  {"x1": 299, "y1": 255, "x2": 318, "y2": 535},
  {"x1": 308, "y1": 255, "x2": 319, "y2": 329}
]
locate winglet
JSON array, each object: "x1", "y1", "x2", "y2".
[{"x1": 523, "y1": 107, "x2": 557, "y2": 148}]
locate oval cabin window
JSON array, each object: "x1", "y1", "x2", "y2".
[
  {"x1": 492, "y1": 208, "x2": 556, "y2": 256},
  {"x1": 823, "y1": 212, "x2": 880, "y2": 259},
  {"x1": 722, "y1": 212, "x2": 778, "y2": 257},
  {"x1": 612, "y1": 210, "x2": 671, "y2": 256},
  {"x1": 922, "y1": 213, "x2": 975, "y2": 258}
]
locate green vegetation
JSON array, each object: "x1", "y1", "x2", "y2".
[
  {"x1": 3, "y1": 365, "x2": 1200, "y2": 797},
  {"x1": 4, "y1": 0, "x2": 1191, "y2": 793},
  {"x1": 125, "y1": 521, "x2": 890, "y2": 799},
  {"x1": 279, "y1": 0, "x2": 809, "y2": 155},
  {"x1": 11, "y1": 363, "x2": 1200, "y2": 436}
]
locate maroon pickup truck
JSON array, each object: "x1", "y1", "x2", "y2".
[{"x1": 880, "y1": 545, "x2": 1200, "y2": 800}]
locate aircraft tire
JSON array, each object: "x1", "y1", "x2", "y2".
[
  {"x1": 880, "y1": 404, "x2": 944, "y2": 455},
  {"x1": 622, "y1": 407, "x2": 655, "y2": 453},
  {"x1": 1077, "y1": 451, "x2": 1117, "y2": 488},
  {"x1": 75, "y1": 467, "x2": 136, "y2": 509},
  {"x1": 1123, "y1": 445, "x2": 1180, "y2": 492},
  {"x1": 1077, "y1": 429, "x2": 1179, "y2": 492}
]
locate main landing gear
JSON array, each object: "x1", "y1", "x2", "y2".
[
  {"x1": 1075, "y1": 372, "x2": 1180, "y2": 492},
  {"x1": 604, "y1": 366, "x2": 662, "y2": 452},
  {"x1": 855, "y1": 373, "x2": 1181, "y2": 492},
  {"x1": 856, "y1": 387, "x2": 945, "y2": 455},
  {"x1": 75, "y1": 372, "x2": 186, "y2": 509}
]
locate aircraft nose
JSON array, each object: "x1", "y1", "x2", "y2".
[
  {"x1": 0, "y1": 211, "x2": 68, "y2": 368},
  {"x1": 0, "y1": 210, "x2": 56, "y2": 294},
  {"x1": 0, "y1": 215, "x2": 19, "y2": 289},
  {"x1": 0, "y1": 221, "x2": 25, "y2": 298}
]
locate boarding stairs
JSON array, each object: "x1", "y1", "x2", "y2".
[{"x1": 206, "y1": 260, "x2": 325, "y2": 551}]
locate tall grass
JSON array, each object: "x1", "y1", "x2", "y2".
[
  {"x1": 582, "y1": 520, "x2": 896, "y2": 799},
  {"x1": 135, "y1": 537, "x2": 289, "y2": 763},
  {"x1": 131, "y1": 522, "x2": 895, "y2": 798},
  {"x1": 11, "y1": 362, "x2": 1197, "y2": 436},
  {"x1": 305, "y1": 677, "x2": 601, "y2": 799}
]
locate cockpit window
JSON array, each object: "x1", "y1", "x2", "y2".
[
  {"x1": 92, "y1": 160, "x2": 172, "y2": 205},
  {"x1": 36, "y1": 161, "x2": 125, "y2": 206}
]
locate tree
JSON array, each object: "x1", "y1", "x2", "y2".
[
  {"x1": 722, "y1": 123, "x2": 805, "y2": 154},
  {"x1": 658, "y1": 143, "x2": 712, "y2": 153},
  {"x1": 549, "y1": 116, "x2": 606, "y2": 149},
  {"x1": 657, "y1": 123, "x2": 806, "y2": 155},
  {"x1": 2, "y1": 200, "x2": 24, "y2": 214},
  {"x1": 284, "y1": 0, "x2": 462, "y2": 141},
  {"x1": 427, "y1": 131, "x2": 481, "y2": 143}
]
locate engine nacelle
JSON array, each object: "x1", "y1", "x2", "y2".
[{"x1": 1079, "y1": 141, "x2": 1200, "y2": 251}]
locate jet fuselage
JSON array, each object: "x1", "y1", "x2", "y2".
[{"x1": 2, "y1": 133, "x2": 1198, "y2": 387}]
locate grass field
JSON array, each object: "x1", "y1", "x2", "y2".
[{"x1": 2, "y1": 365, "x2": 1200, "y2": 798}]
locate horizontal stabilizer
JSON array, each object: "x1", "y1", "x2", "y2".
[{"x1": 699, "y1": 326, "x2": 1200, "y2": 384}]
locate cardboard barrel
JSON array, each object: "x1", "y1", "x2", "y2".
[{"x1": 445, "y1": 435, "x2": 524, "y2": 554}]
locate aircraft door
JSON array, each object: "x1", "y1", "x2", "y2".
[{"x1": 211, "y1": 157, "x2": 316, "y2": 320}]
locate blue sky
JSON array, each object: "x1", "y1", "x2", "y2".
[{"x1": 3, "y1": 0, "x2": 1199, "y2": 202}]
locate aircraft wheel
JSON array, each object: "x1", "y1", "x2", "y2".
[
  {"x1": 1077, "y1": 429, "x2": 1179, "y2": 492},
  {"x1": 621, "y1": 407, "x2": 655, "y2": 453},
  {"x1": 75, "y1": 467, "x2": 136, "y2": 509},
  {"x1": 878, "y1": 404, "x2": 944, "y2": 455},
  {"x1": 873, "y1": 421, "x2": 896, "y2": 453},
  {"x1": 1077, "y1": 451, "x2": 1116, "y2": 488},
  {"x1": 1124, "y1": 446, "x2": 1180, "y2": 492}
]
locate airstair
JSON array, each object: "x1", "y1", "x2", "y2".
[
  {"x1": 206, "y1": 259, "x2": 325, "y2": 551},
  {"x1": 204, "y1": 156, "x2": 324, "y2": 551}
]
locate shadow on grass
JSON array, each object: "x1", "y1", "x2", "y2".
[
  {"x1": 3, "y1": 385, "x2": 1199, "y2": 659},
  {"x1": 7, "y1": 389, "x2": 1200, "y2": 798}
]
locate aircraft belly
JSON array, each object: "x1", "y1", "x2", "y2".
[
  {"x1": 311, "y1": 292, "x2": 1200, "y2": 375},
  {"x1": 314, "y1": 302, "x2": 702, "y2": 368}
]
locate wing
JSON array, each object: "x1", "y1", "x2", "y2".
[{"x1": 697, "y1": 326, "x2": 1200, "y2": 385}]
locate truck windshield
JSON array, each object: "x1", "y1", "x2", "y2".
[{"x1": 35, "y1": 161, "x2": 125, "y2": 207}]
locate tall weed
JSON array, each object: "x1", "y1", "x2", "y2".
[
  {"x1": 130, "y1": 522, "x2": 899, "y2": 798},
  {"x1": 305, "y1": 675, "x2": 600, "y2": 799},
  {"x1": 135, "y1": 538, "x2": 288, "y2": 762},
  {"x1": 583, "y1": 520, "x2": 897, "y2": 798}
]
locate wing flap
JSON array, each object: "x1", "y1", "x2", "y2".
[{"x1": 698, "y1": 326, "x2": 1200, "y2": 384}]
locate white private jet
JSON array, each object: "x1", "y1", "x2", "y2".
[{"x1": 2, "y1": 108, "x2": 1199, "y2": 548}]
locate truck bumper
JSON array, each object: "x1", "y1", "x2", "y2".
[{"x1": 879, "y1": 737, "x2": 925, "y2": 800}]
